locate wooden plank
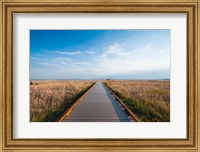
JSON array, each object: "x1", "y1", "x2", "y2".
[
  {"x1": 56, "y1": 83, "x2": 95, "y2": 122},
  {"x1": 65, "y1": 117, "x2": 130, "y2": 120},
  {"x1": 62, "y1": 82, "x2": 133, "y2": 122}
]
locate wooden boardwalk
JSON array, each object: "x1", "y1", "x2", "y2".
[{"x1": 62, "y1": 82, "x2": 134, "y2": 122}]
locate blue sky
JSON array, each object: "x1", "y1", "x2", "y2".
[{"x1": 30, "y1": 30, "x2": 170, "y2": 80}]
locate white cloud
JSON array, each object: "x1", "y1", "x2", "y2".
[
  {"x1": 31, "y1": 41, "x2": 170, "y2": 79},
  {"x1": 135, "y1": 42, "x2": 154, "y2": 54},
  {"x1": 60, "y1": 61, "x2": 68, "y2": 65},
  {"x1": 41, "y1": 62, "x2": 52, "y2": 65},
  {"x1": 54, "y1": 57, "x2": 72, "y2": 61},
  {"x1": 56, "y1": 51, "x2": 81, "y2": 55},
  {"x1": 90, "y1": 41, "x2": 170, "y2": 76},
  {"x1": 105, "y1": 42, "x2": 131, "y2": 57},
  {"x1": 86, "y1": 51, "x2": 95, "y2": 55}
]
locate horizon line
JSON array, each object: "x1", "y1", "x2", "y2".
[{"x1": 30, "y1": 78, "x2": 170, "y2": 80}]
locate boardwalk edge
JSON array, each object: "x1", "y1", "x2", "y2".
[
  {"x1": 104, "y1": 83, "x2": 141, "y2": 122},
  {"x1": 56, "y1": 82, "x2": 96, "y2": 122}
]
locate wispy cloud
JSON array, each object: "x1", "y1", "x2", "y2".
[
  {"x1": 54, "y1": 57, "x2": 73, "y2": 61},
  {"x1": 105, "y1": 42, "x2": 131, "y2": 57},
  {"x1": 31, "y1": 41, "x2": 169, "y2": 79},
  {"x1": 41, "y1": 62, "x2": 52, "y2": 65},
  {"x1": 91, "y1": 41, "x2": 170, "y2": 75},
  {"x1": 56, "y1": 51, "x2": 81, "y2": 55},
  {"x1": 59, "y1": 61, "x2": 68, "y2": 65},
  {"x1": 86, "y1": 51, "x2": 95, "y2": 55},
  {"x1": 30, "y1": 30, "x2": 170, "y2": 79}
]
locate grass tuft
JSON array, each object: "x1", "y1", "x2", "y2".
[
  {"x1": 30, "y1": 80, "x2": 95, "y2": 122},
  {"x1": 104, "y1": 80, "x2": 170, "y2": 122}
]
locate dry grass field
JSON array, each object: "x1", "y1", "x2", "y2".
[
  {"x1": 30, "y1": 80, "x2": 94, "y2": 122},
  {"x1": 105, "y1": 80, "x2": 170, "y2": 122}
]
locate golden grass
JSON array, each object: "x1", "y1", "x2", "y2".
[
  {"x1": 30, "y1": 80, "x2": 94, "y2": 122},
  {"x1": 105, "y1": 80, "x2": 170, "y2": 122}
]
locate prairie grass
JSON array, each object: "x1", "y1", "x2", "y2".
[
  {"x1": 105, "y1": 80, "x2": 170, "y2": 122},
  {"x1": 30, "y1": 80, "x2": 94, "y2": 122}
]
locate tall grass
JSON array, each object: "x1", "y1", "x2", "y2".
[
  {"x1": 30, "y1": 80, "x2": 94, "y2": 122},
  {"x1": 105, "y1": 80, "x2": 170, "y2": 122}
]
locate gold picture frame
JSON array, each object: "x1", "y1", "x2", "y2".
[{"x1": 0, "y1": 0, "x2": 199, "y2": 151}]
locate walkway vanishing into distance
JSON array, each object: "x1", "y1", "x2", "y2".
[{"x1": 62, "y1": 82, "x2": 135, "y2": 122}]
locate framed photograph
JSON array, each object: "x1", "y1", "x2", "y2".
[{"x1": 0, "y1": 0, "x2": 199, "y2": 151}]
